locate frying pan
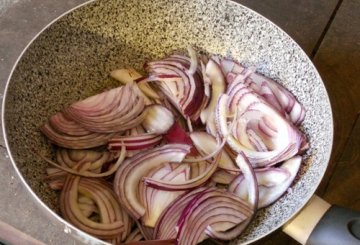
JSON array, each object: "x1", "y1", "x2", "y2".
[{"x1": 1, "y1": 0, "x2": 358, "y2": 244}]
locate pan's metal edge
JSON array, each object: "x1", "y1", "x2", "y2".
[{"x1": 1, "y1": 1, "x2": 110, "y2": 244}]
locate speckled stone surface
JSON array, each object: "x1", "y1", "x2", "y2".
[{"x1": 3, "y1": 0, "x2": 333, "y2": 244}]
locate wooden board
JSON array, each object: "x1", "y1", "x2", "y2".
[
  {"x1": 324, "y1": 114, "x2": 360, "y2": 209},
  {"x1": 313, "y1": 0, "x2": 360, "y2": 194}
]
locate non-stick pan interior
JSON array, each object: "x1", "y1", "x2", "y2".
[{"x1": 3, "y1": 0, "x2": 333, "y2": 243}]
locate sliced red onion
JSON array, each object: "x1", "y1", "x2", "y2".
[
  {"x1": 48, "y1": 112, "x2": 91, "y2": 136},
  {"x1": 38, "y1": 145, "x2": 126, "y2": 178},
  {"x1": 224, "y1": 61, "x2": 306, "y2": 125},
  {"x1": 220, "y1": 58, "x2": 245, "y2": 78},
  {"x1": 175, "y1": 188, "x2": 253, "y2": 245},
  {"x1": 111, "y1": 68, "x2": 143, "y2": 84},
  {"x1": 111, "y1": 68, "x2": 159, "y2": 101},
  {"x1": 187, "y1": 46, "x2": 198, "y2": 75},
  {"x1": 163, "y1": 122, "x2": 197, "y2": 155},
  {"x1": 143, "y1": 152, "x2": 220, "y2": 191},
  {"x1": 257, "y1": 155, "x2": 302, "y2": 207},
  {"x1": 135, "y1": 220, "x2": 155, "y2": 240},
  {"x1": 189, "y1": 131, "x2": 239, "y2": 171},
  {"x1": 56, "y1": 148, "x2": 114, "y2": 170},
  {"x1": 124, "y1": 228, "x2": 143, "y2": 243},
  {"x1": 229, "y1": 155, "x2": 301, "y2": 208},
  {"x1": 41, "y1": 122, "x2": 115, "y2": 149},
  {"x1": 154, "y1": 187, "x2": 253, "y2": 244},
  {"x1": 60, "y1": 176, "x2": 127, "y2": 240},
  {"x1": 154, "y1": 187, "x2": 209, "y2": 240},
  {"x1": 233, "y1": 153, "x2": 258, "y2": 208},
  {"x1": 145, "y1": 49, "x2": 206, "y2": 121},
  {"x1": 125, "y1": 239, "x2": 176, "y2": 245},
  {"x1": 211, "y1": 169, "x2": 237, "y2": 185},
  {"x1": 215, "y1": 85, "x2": 304, "y2": 167},
  {"x1": 63, "y1": 84, "x2": 145, "y2": 133},
  {"x1": 108, "y1": 134, "x2": 162, "y2": 151},
  {"x1": 113, "y1": 144, "x2": 190, "y2": 219},
  {"x1": 200, "y1": 59, "x2": 226, "y2": 125},
  {"x1": 142, "y1": 105, "x2": 175, "y2": 134},
  {"x1": 77, "y1": 195, "x2": 98, "y2": 218},
  {"x1": 140, "y1": 164, "x2": 189, "y2": 227},
  {"x1": 205, "y1": 153, "x2": 258, "y2": 241},
  {"x1": 190, "y1": 161, "x2": 209, "y2": 179}
]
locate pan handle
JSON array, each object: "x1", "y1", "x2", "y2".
[{"x1": 283, "y1": 195, "x2": 360, "y2": 245}]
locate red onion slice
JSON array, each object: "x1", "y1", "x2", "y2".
[
  {"x1": 223, "y1": 60, "x2": 306, "y2": 125},
  {"x1": 124, "y1": 228, "x2": 143, "y2": 243},
  {"x1": 41, "y1": 122, "x2": 115, "y2": 149},
  {"x1": 38, "y1": 145, "x2": 126, "y2": 178},
  {"x1": 108, "y1": 134, "x2": 162, "y2": 151},
  {"x1": 154, "y1": 188, "x2": 208, "y2": 240},
  {"x1": 176, "y1": 188, "x2": 253, "y2": 245},
  {"x1": 229, "y1": 155, "x2": 301, "y2": 208},
  {"x1": 60, "y1": 176, "x2": 127, "y2": 240},
  {"x1": 205, "y1": 153, "x2": 258, "y2": 241},
  {"x1": 111, "y1": 68, "x2": 160, "y2": 100},
  {"x1": 125, "y1": 240, "x2": 176, "y2": 245},
  {"x1": 49, "y1": 112, "x2": 91, "y2": 136},
  {"x1": 200, "y1": 59, "x2": 226, "y2": 125},
  {"x1": 140, "y1": 164, "x2": 189, "y2": 227},
  {"x1": 63, "y1": 84, "x2": 145, "y2": 133},
  {"x1": 142, "y1": 105, "x2": 175, "y2": 134},
  {"x1": 211, "y1": 169, "x2": 237, "y2": 185},
  {"x1": 215, "y1": 87, "x2": 304, "y2": 167},
  {"x1": 143, "y1": 152, "x2": 220, "y2": 191},
  {"x1": 190, "y1": 161, "x2": 209, "y2": 179},
  {"x1": 163, "y1": 122, "x2": 198, "y2": 155},
  {"x1": 189, "y1": 131, "x2": 239, "y2": 171},
  {"x1": 113, "y1": 144, "x2": 190, "y2": 219},
  {"x1": 146, "y1": 49, "x2": 206, "y2": 121}
]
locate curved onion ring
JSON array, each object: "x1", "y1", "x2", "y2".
[{"x1": 113, "y1": 144, "x2": 190, "y2": 219}]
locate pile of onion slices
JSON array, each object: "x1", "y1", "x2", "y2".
[{"x1": 40, "y1": 47, "x2": 308, "y2": 245}]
